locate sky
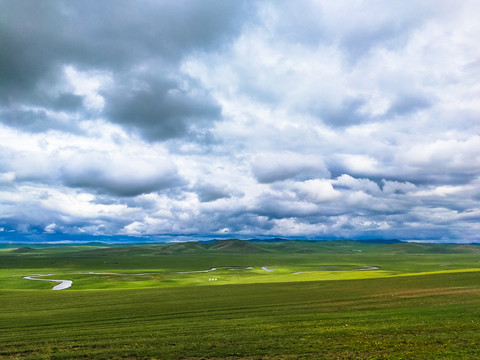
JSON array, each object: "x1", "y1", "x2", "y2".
[{"x1": 1, "y1": 0, "x2": 480, "y2": 242}]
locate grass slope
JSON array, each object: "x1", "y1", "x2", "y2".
[{"x1": 2, "y1": 272, "x2": 480, "y2": 359}]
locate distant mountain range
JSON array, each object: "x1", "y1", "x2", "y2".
[
  {"x1": 0, "y1": 232, "x2": 403, "y2": 247},
  {"x1": 3, "y1": 231, "x2": 478, "y2": 249}
]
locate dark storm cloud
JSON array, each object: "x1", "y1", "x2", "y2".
[
  {"x1": 0, "y1": 0, "x2": 250, "y2": 137},
  {"x1": 0, "y1": 0, "x2": 250, "y2": 81},
  {"x1": 50, "y1": 93, "x2": 84, "y2": 112},
  {"x1": 104, "y1": 75, "x2": 221, "y2": 141},
  {"x1": 0, "y1": 2, "x2": 61, "y2": 98}
]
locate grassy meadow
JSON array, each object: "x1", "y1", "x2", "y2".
[{"x1": 2, "y1": 239, "x2": 480, "y2": 359}]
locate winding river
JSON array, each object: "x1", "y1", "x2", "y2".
[
  {"x1": 22, "y1": 265, "x2": 379, "y2": 290},
  {"x1": 23, "y1": 274, "x2": 73, "y2": 290}
]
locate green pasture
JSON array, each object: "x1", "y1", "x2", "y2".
[
  {"x1": 2, "y1": 240, "x2": 480, "y2": 290},
  {"x1": 2, "y1": 272, "x2": 480, "y2": 359},
  {"x1": 2, "y1": 240, "x2": 480, "y2": 358}
]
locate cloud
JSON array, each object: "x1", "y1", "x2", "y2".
[
  {"x1": 103, "y1": 74, "x2": 221, "y2": 141},
  {"x1": 1, "y1": 1, "x2": 480, "y2": 241},
  {"x1": 0, "y1": 107, "x2": 83, "y2": 134},
  {"x1": 294, "y1": 179, "x2": 342, "y2": 203},
  {"x1": 0, "y1": 172, "x2": 15, "y2": 186},
  {"x1": 0, "y1": 0, "x2": 250, "y2": 138},
  {"x1": 251, "y1": 153, "x2": 329, "y2": 183},
  {"x1": 335, "y1": 174, "x2": 381, "y2": 194},
  {"x1": 61, "y1": 153, "x2": 185, "y2": 197},
  {"x1": 387, "y1": 94, "x2": 431, "y2": 116},
  {"x1": 194, "y1": 182, "x2": 239, "y2": 203}
]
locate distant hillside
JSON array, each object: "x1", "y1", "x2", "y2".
[
  {"x1": 354, "y1": 239, "x2": 402, "y2": 244},
  {"x1": 248, "y1": 238, "x2": 290, "y2": 243},
  {"x1": 207, "y1": 239, "x2": 269, "y2": 253},
  {"x1": 154, "y1": 239, "x2": 269, "y2": 254},
  {"x1": 248, "y1": 238, "x2": 403, "y2": 244},
  {"x1": 9, "y1": 238, "x2": 480, "y2": 257},
  {"x1": 153, "y1": 241, "x2": 209, "y2": 254},
  {"x1": 10, "y1": 246, "x2": 34, "y2": 253}
]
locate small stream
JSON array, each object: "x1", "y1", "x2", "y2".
[{"x1": 23, "y1": 274, "x2": 73, "y2": 290}]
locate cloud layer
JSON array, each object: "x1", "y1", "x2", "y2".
[{"x1": 1, "y1": 1, "x2": 480, "y2": 241}]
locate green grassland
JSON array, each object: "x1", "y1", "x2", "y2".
[{"x1": 2, "y1": 239, "x2": 480, "y2": 359}]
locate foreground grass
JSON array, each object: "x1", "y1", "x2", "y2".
[{"x1": 2, "y1": 272, "x2": 480, "y2": 359}]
